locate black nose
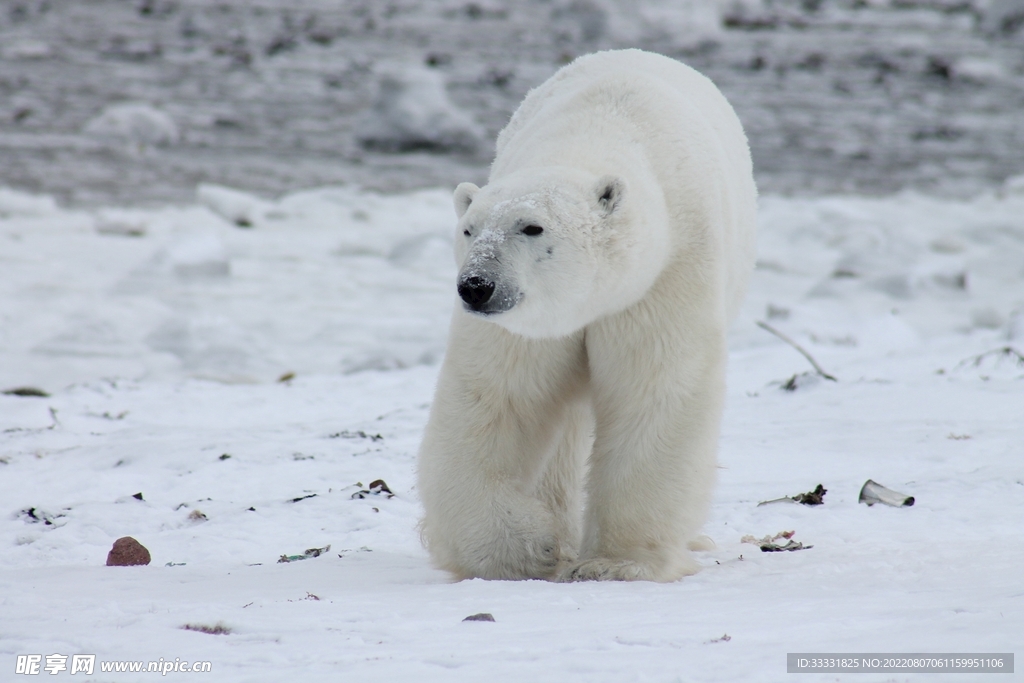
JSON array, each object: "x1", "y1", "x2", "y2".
[{"x1": 458, "y1": 276, "x2": 495, "y2": 309}]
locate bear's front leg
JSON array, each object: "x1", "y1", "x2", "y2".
[
  {"x1": 562, "y1": 294, "x2": 726, "y2": 583},
  {"x1": 418, "y1": 318, "x2": 588, "y2": 580}
]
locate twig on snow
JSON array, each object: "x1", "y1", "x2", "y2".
[
  {"x1": 953, "y1": 346, "x2": 1024, "y2": 371},
  {"x1": 756, "y1": 321, "x2": 837, "y2": 382}
]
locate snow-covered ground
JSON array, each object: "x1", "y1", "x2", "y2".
[{"x1": 1, "y1": 182, "x2": 1022, "y2": 681}]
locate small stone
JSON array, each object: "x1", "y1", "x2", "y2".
[
  {"x1": 463, "y1": 613, "x2": 495, "y2": 622},
  {"x1": 106, "y1": 536, "x2": 151, "y2": 566},
  {"x1": 181, "y1": 622, "x2": 231, "y2": 635},
  {"x1": 2, "y1": 386, "x2": 49, "y2": 397}
]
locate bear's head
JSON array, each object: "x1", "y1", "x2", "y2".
[{"x1": 452, "y1": 166, "x2": 670, "y2": 338}]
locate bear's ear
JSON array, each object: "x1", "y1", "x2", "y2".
[
  {"x1": 595, "y1": 176, "x2": 625, "y2": 214},
  {"x1": 453, "y1": 182, "x2": 480, "y2": 219}
]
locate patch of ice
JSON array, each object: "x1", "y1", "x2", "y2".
[
  {"x1": 196, "y1": 184, "x2": 276, "y2": 228},
  {"x1": 1, "y1": 39, "x2": 52, "y2": 60},
  {"x1": 1000, "y1": 173, "x2": 1024, "y2": 197},
  {"x1": 145, "y1": 315, "x2": 258, "y2": 382},
  {"x1": 355, "y1": 67, "x2": 484, "y2": 153},
  {"x1": 953, "y1": 57, "x2": 1008, "y2": 83},
  {"x1": 600, "y1": 0, "x2": 722, "y2": 46},
  {"x1": 166, "y1": 232, "x2": 231, "y2": 279},
  {"x1": 83, "y1": 102, "x2": 179, "y2": 147},
  {"x1": 388, "y1": 233, "x2": 454, "y2": 272},
  {"x1": 0, "y1": 187, "x2": 59, "y2": 217},
  {"x1": 980, "y1": 0, "x2": 1024, "y2": 34}
]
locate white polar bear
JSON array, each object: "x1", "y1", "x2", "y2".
[{"x1": 417, "y1": 49, "x2": 757, "y2": 582}]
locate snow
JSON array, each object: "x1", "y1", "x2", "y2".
[
  {"x1": 355, "y1": 67, "x2": 485, "y2": 154},
  {"x1": 1, "y1": 183, "x2": 1022, "y2": 681},
  {"x1": 592, "y1": 0, "x2": 723, "y2": 46}
]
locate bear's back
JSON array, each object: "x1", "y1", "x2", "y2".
[{"x1": 497, "y1": 50, "x2": 736, "y2": 160}]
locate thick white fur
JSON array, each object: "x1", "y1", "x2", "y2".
[{"x1": 417, "y1": 49, "x2": 757, "y2": 582}]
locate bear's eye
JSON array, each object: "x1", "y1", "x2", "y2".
[
  {"x1": 522, "y1": 225, "x2": 543, "y2": 236},
  {"x1": 463, "y1": 230, "x2": 471, "y2": 237}
]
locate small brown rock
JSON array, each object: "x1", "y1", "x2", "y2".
[
  {"x1": 463, "y1": 613, "x2": 495, "y2": 622},
  {"x1": 106, "y1": 536, "x2": 151, "y2": 566}
]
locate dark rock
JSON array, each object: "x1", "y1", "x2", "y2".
[
  {"x1": 182, "y1": 622, "x2": 231, "y2": 635},
  {"x1": 463, "y1": 612, "x2": 495, "y2": 622},
  {"x1": 2, "y1": 386, "x2": 49, "y2": 397},
  {"x1": 106, "y1": 536, "x2": 152, "y2": 566}
]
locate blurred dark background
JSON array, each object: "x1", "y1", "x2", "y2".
[{"x1": 1, "y1": 0, "x2": 1022, "y2": 206}]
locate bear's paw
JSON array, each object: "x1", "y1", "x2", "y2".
[
  {"x1": 558, "y1": 554, "x2": 700, "y2": 583},
  {"x1": 558, "y1": 558, "x2": 654, "y2": 582}
]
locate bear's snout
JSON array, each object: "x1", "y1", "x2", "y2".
[{"x1": 458, "y1": 275, "x2": 496, "y2": 310}]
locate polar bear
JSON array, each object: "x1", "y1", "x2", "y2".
[{"x1": 417, "y1": 49, "x2": 757, "y2": 582}]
